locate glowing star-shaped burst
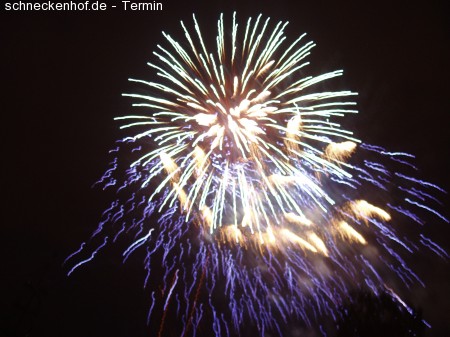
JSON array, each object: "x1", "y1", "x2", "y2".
[
  {"x1": 117, "y1": 12, "x2": 361, "y2": 249},
  {"x1": 67, "y1": 12, "x2": 447, "y2": 337}
]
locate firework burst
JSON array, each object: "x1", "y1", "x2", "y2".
[{"x1": 67, "y1": 13, "x2": 447, "y2": 336}]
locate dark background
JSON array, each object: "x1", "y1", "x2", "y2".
[{"x1": 1, "y1": 0, "x2": 449, "y2": 336}]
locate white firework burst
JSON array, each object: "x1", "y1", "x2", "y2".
[{"x1": 117, "y1": 12, "x2": 370, "y2": 254}]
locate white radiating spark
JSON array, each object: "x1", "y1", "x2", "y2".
[{"x1": 116, "y1": 13, "x2": 370, "y2": 252}]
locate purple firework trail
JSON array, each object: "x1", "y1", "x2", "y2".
[{"x1": 66, "y1": 12, "x2": 447, "y2": 336}]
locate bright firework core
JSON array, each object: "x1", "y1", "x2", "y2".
[{"x1": 68, "y1": 12, "x2": 447, "y2": 337}]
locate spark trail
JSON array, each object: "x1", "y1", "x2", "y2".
[{"x1": 67, "y1": 13, "x2": 447, "y2": 336}]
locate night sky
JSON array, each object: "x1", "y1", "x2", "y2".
[{"x1": 2, "y1": 1, "x2": 449, "y2": 336}]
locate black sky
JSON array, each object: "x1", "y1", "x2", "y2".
[{"x1": 1, "y1": 0, "x2": 449, "y2": 336}]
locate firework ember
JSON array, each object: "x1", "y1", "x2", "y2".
[{"x1": 66, "y1": 12, "x2": 447, "y2": 336}]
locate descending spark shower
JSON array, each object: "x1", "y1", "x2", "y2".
[{"x1": 66, "y1": 13, "x2": 447, "y2": 336}]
